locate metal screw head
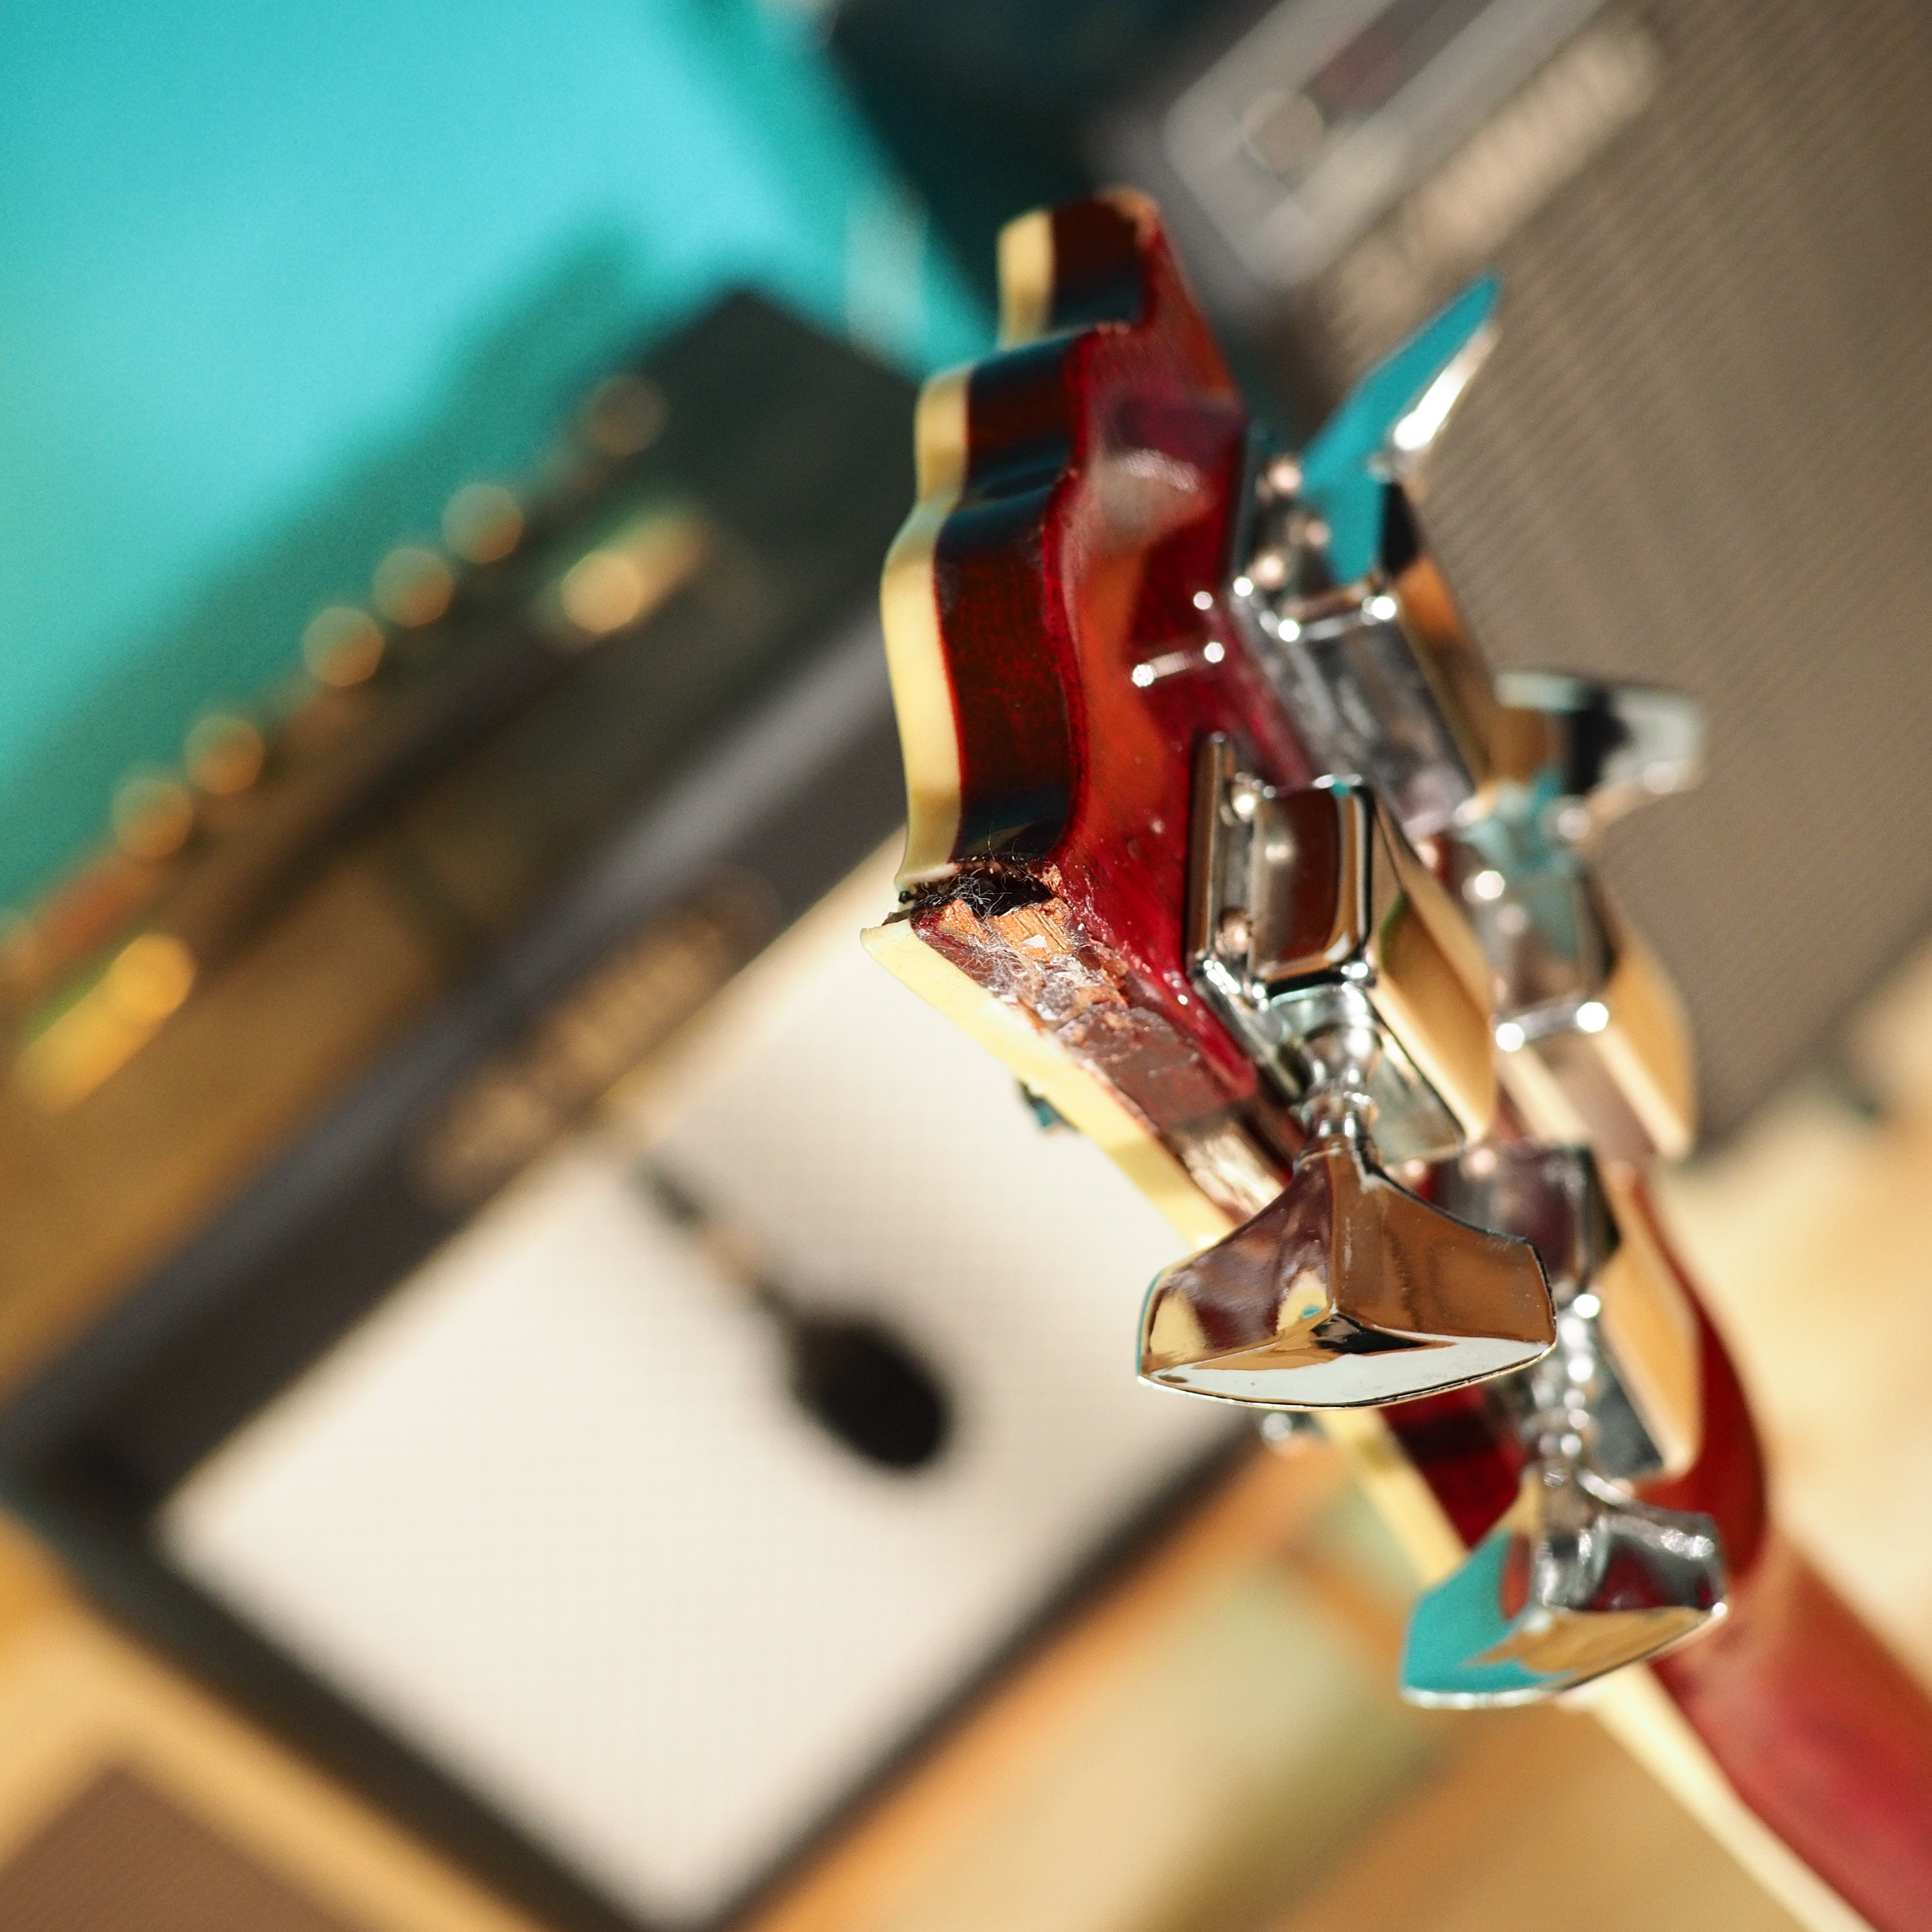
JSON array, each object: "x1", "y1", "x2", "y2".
[
  {"x1": 1218, "y1": 907, "x2": 1252, "y2": 959},
  {"x1": 1264, "y1": 454, "x2": 1303, "y2": 499},
  {"x1": 1258, "y1": 1408, "x2": 1321, "y2": 1453},
  {"x1": 1553, "y1": 801, "x2": 1594, "y2": 844}
]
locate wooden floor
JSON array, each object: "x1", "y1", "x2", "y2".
[
  {"x1": 1269, "y1": 1702, "x2": 1800, "y2": 1932},
  {"x1": 774, "y1": 1452, "x2": 1811, "y2": 1932}
]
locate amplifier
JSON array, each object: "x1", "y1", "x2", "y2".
[{"x1": 0, "y1": 289, "x2": 1394, "y2": 1932}]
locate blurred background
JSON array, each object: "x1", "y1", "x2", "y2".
[{"x1": 0, "y1": 1, "x2": 1931, "y2": 1927}]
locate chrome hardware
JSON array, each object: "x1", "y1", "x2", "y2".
[
  {"x1": 1238, "y1": 576, "x2": 1481, "y2": 840},
  {"x1": 1139, "y1": 1126, "x2": 1553, "y2": 1406},
  {"x1": 1131, "y1": 638, "x2": 1228, "y2": 686},
  {"x1": 1220, "y1": 276, "x2": 1704, "y2": 1157},
  {"x1": 1257, "y1": 1408, "x2": 1323, "y2": 1453},
  {"x1": 1187, "y1": 736, "x2": 1495, "y2": 1161},
  {"x1": 1462, "y1": 674, "x2": 1703, "y2": 1007},
  {"x1": 1227, "y1": 277, "x2": 1500, "y2": 841},
  {"x1": 1400, "y1": 1457, "x2": 1726, "y2": 1706},
  {"x1": 1400, "y1": 1141, "x2": 1725, "y2": 1705},
  {"x1": 1491, "y1": 672, "x2": 1702, "y2": 833},
  {"x1": 1232, "y1": 468, "x2": 1486, "y2": 842},
  {"x1": 1457, "y1": 675, "x2": 1704, "y2": 1161},
  {"x1": 1235, "y1": 381, "x2": 1706, "y2": 1160},
  {"x1": 1141, "y1": 740, "x2": 1554, "y2": 1410},
  {"x1": 1433, "y1": 1142, "x2": 1700, "y2": 1480}
]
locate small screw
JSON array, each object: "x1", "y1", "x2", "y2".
[
  {"x1": 1258, "y1": 1408, "x2": 1321, "y2": 1453},
  {"x1": 1264, "y1": 454, "x2": 1303, "y2": 499},
  {"x1": 1218, "y1": 907, "x2": 1252, "y2": 958}
]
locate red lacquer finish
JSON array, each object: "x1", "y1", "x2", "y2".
[
  {"x1": 910, "y1": 195, "x2": 1314, "y2": 1154},
  {"x1": 887, "y1": 190, "x2": 1932, "y2": 1923},
  {"x1": 1383, "y1": 1386, "x2": 1526, "y2": 1546},
  {"x1": 1660, "y1": 1538, "x2": 1932, "y2": 1926},
  {"x1": 1635, "y1": 1181, "x2": 1932, "y2": 1925}
]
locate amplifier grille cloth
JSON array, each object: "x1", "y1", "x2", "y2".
[{"x1": 1323, "y1": 0, "x2": 1932, "y2": 1136}]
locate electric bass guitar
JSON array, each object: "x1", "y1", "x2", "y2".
[{"x1": 864, "y1": 190, "x2": 1932, "y2": 1931}]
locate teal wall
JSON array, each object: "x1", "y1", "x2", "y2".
[{"x1": 0, "y1": 0, "x2": 986, "y2": 909}]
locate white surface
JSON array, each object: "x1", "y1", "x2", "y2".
[{"x1": 162, "y1": 914, "x2": 1223, "y2": 1922}]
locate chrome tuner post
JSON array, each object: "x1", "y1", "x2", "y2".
[
  {"x1": 1400, "y1": 1143, "x2": 1728, "y2": 1706},
  {"x1": 1137, "y1": 739, "x2": 1554, "y2": 1408},
  {"x1": 1232, "y1": 286, "x2": 1706, "y2": 1164},
  {"x1": 1229, "y1": 276, "x2": 1503, "y2": 847},
  {"x1": 1461, "y1": 671, "x2": 1704, "y2": 1163}
]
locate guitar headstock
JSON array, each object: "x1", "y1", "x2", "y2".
[
  {"x1": 866, "y1": 191, "x2": 1739, "y2": 1703},
  {"x1": 876, "y1": 192, "x2": 1305, "y2": 1213}
]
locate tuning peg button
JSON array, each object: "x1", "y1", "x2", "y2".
[
  {"x1": 1139, "y1": 1124, "x2": 1552, "y2": 1407},
  {"x1": 1399, "y1": 1139, "x2": 1726, "y2": 1705},
  {"x1": 1162, "y1": 739, "x2": 1555, "y2": 1408},
  {"x1": 1433, "y1": 1141, "x2": 1702, "y2": 1480},
  {"x1": 1488, "y1": 672, "x2": 1703, "y2": 838},
  {"x1": 1400, "y1": 1459, "x2": 1726, "y2": 1706}
]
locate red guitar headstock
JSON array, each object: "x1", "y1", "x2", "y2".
[
  {"x1": 876, "y1": 192, "x2": 1301, "y2": 1222},
  {"x1": 870, "y1": 189, "x2": 1560, "y2": 1413},
  {"x1": 864, "y1": 178, "x2": 1718, "y2": 1638},
  {"x1": 866, "y1": 187, "x2": 1932, "y2": 1932}
]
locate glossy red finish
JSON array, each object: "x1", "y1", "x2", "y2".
[
  {"x1": 1660, "y1": 1536, "x2": 1932, "y2": 1927},
  {"x1": 898, "y1": 190, "x2": 1932, "y2": 1922},
  {"x1": 1633, "y1": 1177, "x2": 1932, "y2": 1925},
  {"x1": 1631, "y1": 1176, "x2": 1770, "y2": 1576},
  {"x1": 914, "y1": 194, "x2": 1310, "y2": 1127},
  {"x1": 1384, "y1": 1386, "x2": 1525, "y2": 1545}
]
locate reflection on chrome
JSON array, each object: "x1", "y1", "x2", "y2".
[{"x1": 1402, "y1": 1143, "x2": 1726, "y2": 1706}]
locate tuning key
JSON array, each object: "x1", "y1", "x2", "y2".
[
  {"x1": 1185, "y1": 736, "x2": 1499, "y2": 1157},
  {"x1": 1434, "y1": 1142, "x2": 1701, "y2": 1480},
  {"x1": 1139, "y1": 1127, "x2": 1554, "y2": 1406},
  {"x1": 1400, "y1": 1142, "x2": 1727, "y2": 1705},
  {"x1": 1137, "y1": 740, "x2": 1554, "y2": 1409},
  {"x1": 1401, "y1": 1458, "x2": 1726, "y2": 1706},
  {"x1": 1460, "y1": 675, "x2": 1705, "y2": 1161},
  {"x1": 1489, "y1": 671, "x2": 1703, "y2": 838}
]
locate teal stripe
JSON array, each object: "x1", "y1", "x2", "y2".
[
  {"x1": 1299, "y1": 275, "x2": 1502, "y2": 585},
  {"x1": 0, "y1": 0, "x2": 986, "y2": 908}
]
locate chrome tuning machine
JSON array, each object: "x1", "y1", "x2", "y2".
[
  {"x1": 1138, "y1": 739, "x2": 1554, "y2": 1408},
  {"x1": 1461, "y1": 672, "x2": 1705, "y2": 1163},
  {"x1": 1228, "y1": 276, "x2": 1504, "y2": 845},
  {"x1": 1400, "y1": 1143, "x2": 1728, "y2": 1705}
]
